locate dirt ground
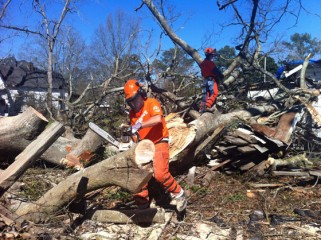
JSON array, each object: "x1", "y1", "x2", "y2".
[
  {"x1": 3, "y1": 165, "x2": 321, "y2": 239},
  {"x1": 162, "y1": 167, "x2": 321, "y2": 239}
]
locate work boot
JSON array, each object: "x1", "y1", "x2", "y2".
[
  {"x1": 171, "y1": 189, "x2": 187, "y2": 212},
  {"x1": 199, "y1": 102, "x2": 206, "y2": 113},
  {"x1": 133, "y1": 196, "x2": 150, "y2": 209},
  {"x1": 205, "y1": 105, "x2": 217, "y2": 112}
]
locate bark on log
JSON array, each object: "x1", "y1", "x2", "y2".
[
  {"x1": 14, "y1": 141, "x2": 154, "y2": 222},
  {"x1": 0, "y1": 122, "x2": 64, "y2": 197}
]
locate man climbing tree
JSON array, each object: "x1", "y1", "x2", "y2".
[{"x1": 199, "y1": 47, "x2": 224, "y2": 113}]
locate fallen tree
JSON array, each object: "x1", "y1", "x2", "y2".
[
  {"x1": 12, "y1": 106, "x2": 278, "y2": 222},
  {"x1": 0, "y1": 107, "x2": 103, "y2": 169}
]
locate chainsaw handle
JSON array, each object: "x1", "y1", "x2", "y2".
[{"x1": 135, "y1": 132, "x2": 141, "y2": 142}]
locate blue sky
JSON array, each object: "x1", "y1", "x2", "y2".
[
  {"x1": 72, "y1": 1, "x2": 321, "y2": 51},
  {"x1": 1, "y1": 0, "x2": 321, "y2": 59}
]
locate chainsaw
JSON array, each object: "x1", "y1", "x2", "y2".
[{"x1": 89, "y1": 122, "x2": 133, "y2": 151}]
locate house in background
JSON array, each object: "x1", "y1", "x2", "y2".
[{"x1": 0, "y1": 57, "x2": 67, "y2": 116}]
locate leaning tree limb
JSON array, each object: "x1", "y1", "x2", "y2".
[{"x1": 141, "y1": 0, "x2": 202, "y2": 64}]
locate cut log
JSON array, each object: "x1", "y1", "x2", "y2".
[
  {"x1": 88, "y1": 208, "x2": 167, "y2": 224},
  {"x1": 0, "y1": 122, "x2": 64, "y2": 197},
  {"x1": 14, "y1": 141, "x2": 154, "y2": 222},
  {"x1": 57, "y1": 128, "x2": 103, "y2": 169},
  {"x1": 39, "y1": 136, "x2": 79, "y2": 166},
  {"x1": 0, "y1": 106, "x2": 48, "y2": 158},
  {"x1": 167, "y1": 118, "x2": 196, "y2": 159}
]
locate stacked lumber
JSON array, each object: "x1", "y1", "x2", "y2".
[
  {"x1": 206, "y1": 111, "x2": 302, "y2": 173},
  {"x1": 209, "y1": 124, "x2": 284, "y2": 172}
]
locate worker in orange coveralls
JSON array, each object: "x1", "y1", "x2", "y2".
[
  {"x1": 123, "y1": 79, "x2": 187, "y2": 212},
  {"x1": 199, "y1": 47, "x2": 224, "y2": 113}
]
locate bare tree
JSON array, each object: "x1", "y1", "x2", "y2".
[
  {"x1": 0, "y1": 0, "x2": 11, "y2": 21},
  {"x1": 1, "y1": 0, "x2": 75, "y2": 118},
  {"x1": 0, "y1": 0, "x2": 12, "y2": 48},
  {"x1": 54, "y1": 11, "x2": 144, "y2": 131},
  {"x1": 89, "y1": 11, "x2": 141, "y2": 86}
]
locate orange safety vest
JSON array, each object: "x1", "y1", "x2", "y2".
[{"x1": 129, "y1": 98, "x2": 169, "y2": 144}]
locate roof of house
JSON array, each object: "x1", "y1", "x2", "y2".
[{"x1": 0, "y1": 57, "x2": 65, "y2": 91}]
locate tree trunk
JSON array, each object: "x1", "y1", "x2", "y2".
[
  {"x1": 14, "y1": 141, "x2": 154, "y2": 222},
  {"x1": 47, "y1": 49, "x2": 54, "y2": 113},
  {"x1": 170, "y1": 105, "x2": 277, "y2": 169}
]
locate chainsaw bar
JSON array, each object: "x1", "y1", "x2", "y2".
[{"x1": 89, "y1": 122, "x2": 121, "y2": 148}]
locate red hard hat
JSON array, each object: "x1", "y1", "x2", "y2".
[
  {"x1": 124, "y1": 79, "x2": 140, "y2": 101},
  {"x1": 205, "y1": 47, "x2": 216, "y2": 55}
]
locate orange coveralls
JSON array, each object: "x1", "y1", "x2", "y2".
[{"x1": 129, "y1": 98, "x2": 182, "y2": 202}]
